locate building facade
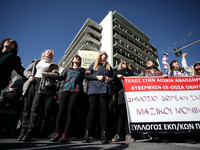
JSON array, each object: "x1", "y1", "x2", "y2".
[
  {"x1": 58, "y1": 10, "x2": 159, "y2": 75},
  {"x1": 58, "y1": 18, "x2": 102, "y2": 73}
]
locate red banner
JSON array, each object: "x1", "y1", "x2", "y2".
[
  {"x1": 123, "y1": 76, "x2": 200, "y2": 132},
  {"x1": 123, "y1": 76, "x2": 200, "y2": 92}
]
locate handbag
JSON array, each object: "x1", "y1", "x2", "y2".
[{"x1": 44, "y1": 78, "x2": 55, "y2": 87}]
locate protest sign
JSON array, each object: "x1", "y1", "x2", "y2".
[
  {"x1": 78, "y1": 50, "x2": 99, "y2": 69},
  {"x1": 123, "y1": 76, "x2": 200, "y2": 133}
]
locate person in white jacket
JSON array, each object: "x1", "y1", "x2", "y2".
[{"x1": 182, "y1": 53, "x2": 200, "y2": 76}]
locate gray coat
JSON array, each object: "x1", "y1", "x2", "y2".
[{"x1": 22, "y1": 59, "x2": 60, "y2": 95}]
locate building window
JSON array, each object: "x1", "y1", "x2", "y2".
[{"x1": 119, "y1": 49, "x2": 123, "y2": 54}]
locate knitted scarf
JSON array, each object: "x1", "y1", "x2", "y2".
[
  {"x1": 173, "y1": 66, "x2": 184, "y2": 73},
  {"x1": 0, "y1": 52, "x2": 14, "y2": 65}
]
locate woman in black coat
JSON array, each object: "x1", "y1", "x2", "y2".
[
  {"x1": 0, "y1": 38, "x2": 24, "y2": 93},
  {"x1": 112, "y1": 60, "x2": 135, "y2": 142}
]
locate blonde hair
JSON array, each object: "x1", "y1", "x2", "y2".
[
  {"x1": 117, "y1": 61, "x2": 132, "y2": 71},
  {"x1": 93, "y1": 51, "x2": 111, "y2": 71},
  {"x1": 42, "y1": 49, "x2": 54, "y2": 61}
]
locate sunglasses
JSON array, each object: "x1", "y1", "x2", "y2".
[{"x1": 7, "y1": 40, "x2": 15, "y2": 44}]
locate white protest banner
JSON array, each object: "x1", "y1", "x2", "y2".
[
  {"x1": 123, "y1": 76, "x2": 200, "y2": 133},
  {"x1": 78, "y1": 50, "x2": 99, "y2": 69}
]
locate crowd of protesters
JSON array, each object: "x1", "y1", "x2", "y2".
[{"x1": 0, "y1": 38, "x2": 200, "y2": 144}]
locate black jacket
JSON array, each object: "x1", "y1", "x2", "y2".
[
  {"x1": 115, "y1": 68, "x2": 134, "y2": 105},
  {"x1": 0, "y1": 51, "x2": 25, "y2": 90},
  {"x1": 0, "y1": 78, "x2": 26, "y2": 115}
]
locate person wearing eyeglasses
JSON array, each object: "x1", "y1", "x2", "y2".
[
  {"x1": 112, "y1": 61, "x2": 135, "y2": 143},
  {"x1": 82, "y1": 51, "x2": 114, "y2": 144},
  {"x1": 0, "y1": 38, "x2": 25, "y2": 94}
]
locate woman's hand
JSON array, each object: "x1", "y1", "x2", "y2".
[
  {"x1": 96, "y1": 75, "x2": 104, "y2": 81},
  {"x1": 117, "y1": 74, "x2": 124, "y2": 79},
  {"x1": 105, "y1": 76, "x2": 112, "y2": 82},
  {"x1": 28, "y1": 75, "x2": 34, "y2": 82},
  {"x1": 41, "y1": 72, "x2": 47, "y2": 77},
  {"x1": 8, "y1": 88, "x2": 14, "y2": 92},
  {"x1": 51, "y1": 70, "x2": 57, "y2": 73},
  {"x1": 85, "y1": 71, "x2": 92, "y2": 74},
  {"x1": 182, "y1": 53, "x2": 187, "y2": 58},
  {"x1": 162, "y1": 74, "x2": 168, "y2": 78}
]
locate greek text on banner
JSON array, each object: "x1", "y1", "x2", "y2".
[{"x1": 123, "y1": 76, "x2": 200, "y2": 132}]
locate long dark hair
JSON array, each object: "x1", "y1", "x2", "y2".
[
  {"x1": 0, "y1": 38, "x2": 18, "y2": 54},
  {"x1": 169, "y1": 60, "x2": 178, "y2": 70},
  {"x1": 194, "y1": 62, "x2": 200, "y2": 75},
  {"x1": 71, "y1": 54, "x2": 82, "y2": 67},
  {"x1": 146, "y1": 59, "x2": 157, "y2": 70}
]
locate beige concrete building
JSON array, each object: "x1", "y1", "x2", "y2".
[{"x1": 58, "y1": 10, "x2": 159, "y2": 75}]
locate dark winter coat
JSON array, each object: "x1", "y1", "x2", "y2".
[
  {"x1": 85, "y1": 62, "x2": 114, "y2": 96},
  {"x1": 0, "y1": 51, "x2": 24, "y2": 90},
  {"x1": 115, "y1": 68, "x2": 134, "y2": 105},
  {"x1": 0, "y1": 78, "x2": 26, "y2": 115}
]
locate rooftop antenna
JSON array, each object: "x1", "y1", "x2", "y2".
[{"x1": 107, "y1": 0, "x2": 110, "y2": 13}]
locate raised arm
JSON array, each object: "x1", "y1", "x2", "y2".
[
  {"x1": 162, "y1": 53, "x2": 171, "y2": 76},
  {"x1": 182, "y1": 53, "x2": 193, "y2": 76}
]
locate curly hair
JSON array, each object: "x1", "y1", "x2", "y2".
[
  {"x1": 169, "y1": 60, "x2": 178, "y2": 70},
  {"x1": 0, "y1": 38, "x2": 18, "y2": 54}
]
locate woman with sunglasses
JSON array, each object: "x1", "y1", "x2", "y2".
[
  {"x1": 0, "y1": 38, "x2": 24, "y2": 94},
  {"x1": 112, "y1": 61, "x2": 135, "y2": 142}
]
